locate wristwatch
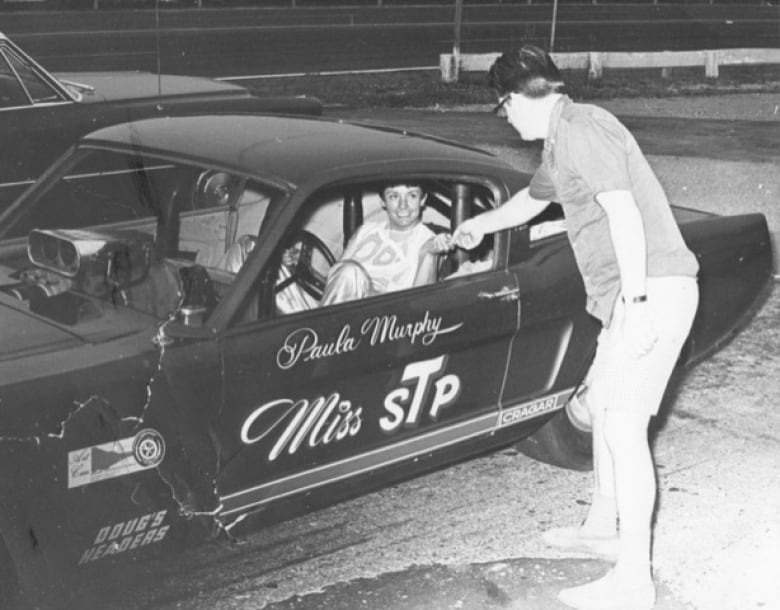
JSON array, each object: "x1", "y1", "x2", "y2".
[{"x1": 622, "y1": 295, "x2": 648, "y2": 304}]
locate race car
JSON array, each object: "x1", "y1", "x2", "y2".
[
  {"x1": 0, "y1": 31, "x2": 321, "y2": 209},
  {"x1": 0, "y1": 113, "x2": 772, "y2": 608}
]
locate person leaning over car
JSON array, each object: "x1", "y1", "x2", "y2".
[{"x1": 450, "y1": 45, "x2": 699, "y2": 610}]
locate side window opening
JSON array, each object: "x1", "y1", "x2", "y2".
[
  {"x1": 0, "y1": 51, "x2": 29, "y2": 108},
  {"x1": 264, "y1": 178, "x2": 499, "y2": 319},
  {"x1": 5, "y1": 49, "x2": 63, "y2": 104}
]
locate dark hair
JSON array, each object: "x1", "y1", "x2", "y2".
[
  {"x1": 377, "y1": 181, "x2": 426, "y2": 196},
  {"x1": 488, "y1": 45, "x2": 563, "y2": 98}
]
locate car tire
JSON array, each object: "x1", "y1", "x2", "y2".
[{"x1": 515, "y1": 407, "x2": 593, "y2": 471}]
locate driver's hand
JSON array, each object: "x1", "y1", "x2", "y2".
[
  {"x1": 282, "y1": 245, "x2": 301, "y2": 268},
  {"x1": 451, "y1": 219, "x2": 484, "y2": 250},
  {"x1": 427, "y1": 233, "x2": 454, "y2": 253}
]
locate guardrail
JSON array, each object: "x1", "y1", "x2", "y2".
[{"x1": 440, "y1": 48, "x2": 780, "y2": 82}]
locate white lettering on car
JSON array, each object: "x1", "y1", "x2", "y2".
[
  {"x1": 78, "y1": 510, "x2": 169, "y2": 566},
  {"x1": 276, "y1": 311, "x2": 462, "y2": 370},
  {"x1": 361, "y1": 311, "x2": 462, "y2": 347},
  {"x1": 276, "y1": 326, "x2": 360, "y2": 370},
  {"x1": 380, "y1": 356, "x2": 461, "y2": 434},
  {"x1": 241, "y1": 393, "x2": 363, "y2": 461},
  {"x1": 497, "y1": 389, "x2": 573, "y2": 427}
]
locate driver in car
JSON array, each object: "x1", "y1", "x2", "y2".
[{"x1": 277, "y1": 181, "x2": 452, "y2": 312}]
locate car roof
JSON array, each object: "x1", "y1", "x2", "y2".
[{"x1": 80, "y1": 114, "x2": 510, "y2": 188}]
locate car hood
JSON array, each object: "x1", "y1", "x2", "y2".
[
  {"x1": 0, "y1": 301, "x2": 83, "y2": 362},
  {"x1": 53, "y1": 71, "x2": 246, "y2": 103}
]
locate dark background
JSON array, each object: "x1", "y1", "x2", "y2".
[{"x1": 1, "y1": 2, "x2": 777, "y2": 76}]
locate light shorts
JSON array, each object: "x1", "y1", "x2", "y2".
[{"x1": 588, "y1": 276, "x2": 699, "y2": 417}]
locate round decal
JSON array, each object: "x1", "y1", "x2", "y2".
[{"x1": 133, "y1": 429, "x2": 166, "y2": 468}]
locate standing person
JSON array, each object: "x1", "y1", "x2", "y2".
[{"x1": 451, "y1": 45, "x2": 699, "y2": 610}]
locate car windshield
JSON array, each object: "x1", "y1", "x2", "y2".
[{"x1": 0, "y1": 147, "x2": 281, "y2": 328}]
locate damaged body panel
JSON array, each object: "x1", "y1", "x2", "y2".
[{"x1": 0, "y1": 114, "x2": 772, "y2": 608}]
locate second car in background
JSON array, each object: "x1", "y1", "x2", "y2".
[{"x1": 0, "y1": 31, "x2": 321, "y2": 209}]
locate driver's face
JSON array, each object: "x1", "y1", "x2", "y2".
[{"x1": 382, "y1": 185, "x2": 425, "y2": 231}]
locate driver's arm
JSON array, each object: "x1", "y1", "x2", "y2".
[
  {"x1": 413, "y1": 248, "x2": 438, "y2": 286},
  {"x1": 412, "y1": 232, "x2": 451, "y2": 286}
]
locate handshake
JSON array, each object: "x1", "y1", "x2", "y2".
[{"x1": 426, "y1": 218, "x2": 485, "y2": 254}]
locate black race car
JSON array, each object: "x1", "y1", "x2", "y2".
[
  {"x1": 0, "y1": 31, "x2": 321, "y2": 209},
  {"x1": 0, "y1": 114, "x2": 772, "y2": 608}
]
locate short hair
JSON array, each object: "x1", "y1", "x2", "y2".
[
  {"x1": 378, "y1": 181, "x2": 425, "y2": 198},
  {"x1": 488, "y1": 45, "x2": 563, "y2": 98}
]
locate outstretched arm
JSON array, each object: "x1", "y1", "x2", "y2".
[
  {"x1": 412, "y1": 233, "x2": 452, "y2": 286},
  {"x1": 452, "y1": 187, "x2": 550, "y2": 249}
]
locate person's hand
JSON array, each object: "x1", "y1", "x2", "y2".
[
  {"x1": 622, "y1": 302, "x2": 657, "y2": 359},
  {"x1": 451, "y1": 218, "x2": 484, "y2": 250},
  {"x1": 419, "y1": 233, "x2": 454, "y2": 256},
  {"x1": 430, "y1": 233, "x2": 453, "y2": 253},
  {"x1": 282, "y1": 245, "x2": 301, "y2": 268}
]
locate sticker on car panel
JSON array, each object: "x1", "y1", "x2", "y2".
[
  {"x1": 497, "y1": 389, "x2": 574, "y2": 427},
  {"x1": 68, "y1": 429, "x2": 166, "y2": 489}
]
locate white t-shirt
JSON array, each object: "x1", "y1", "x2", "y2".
[{"x1": 338, "y1": 220, "x2": 434, "y2": 294}]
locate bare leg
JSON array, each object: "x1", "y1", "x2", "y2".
[
  {"x1": 605, "y1": 409, "x2": 654, "y2": 585},
  {"x1": 581, "y1": 404, "x2": 617, "y2": 537},
  {"x1": 542, "y1": 394, "x2": 619, "y2": 560},
  {"x1": 557, "y1": 410, "x2": 656, "y2": 610}
]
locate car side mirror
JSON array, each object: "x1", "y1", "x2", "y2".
[{"x1": 176, "y1": 264, "x2": 218, "y2": 327}]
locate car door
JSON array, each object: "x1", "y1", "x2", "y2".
[
  {"x1": 214, "y1": 272, "x2": 519, "y2": 519},
  {"x1": 211, "y1": 179, "x2": 522, "y2": 519},
  {"x1": 499, "y1": 208, "x2": 601, "y2": 418}
]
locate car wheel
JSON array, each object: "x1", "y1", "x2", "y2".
[
  {"x1": 0, "y1": 536, "x2": 21, "y2": 609},
  {"x1": 515, "y1": 396, "x2": 593, "y2": 471}
]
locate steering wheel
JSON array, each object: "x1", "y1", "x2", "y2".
[{"x1": 275, "y1": 230, "x2": 336, "y2": 301}]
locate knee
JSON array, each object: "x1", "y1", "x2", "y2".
[
  {"x1": 322, "y1": 259, "x2": 371, "y2": 305},
  {"x1": 602, "y1": 411, "x2": 650, "y2": 456},
  {"x1": 330, "y1": 259, "x2": 367, "y2": 280}
]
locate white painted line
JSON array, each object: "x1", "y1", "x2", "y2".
[{"x1": 218, "y1": 66, "x2": 437, "y2": 81}]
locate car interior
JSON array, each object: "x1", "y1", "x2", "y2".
[{"x1": 0, "y1": 148, "x2": 568, "y2": 331}]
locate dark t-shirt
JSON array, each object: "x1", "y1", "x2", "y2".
[{"x1": 529, "y1": 95, "x2": 699, "y2": 326}]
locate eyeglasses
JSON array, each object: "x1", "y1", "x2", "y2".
[{"x1": 493, "y1": 93, "x2": 512, "y2": 115}]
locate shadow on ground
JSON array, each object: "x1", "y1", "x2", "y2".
[{"x1": 265, "y1": 557, "x2": 687, "y2": 610}]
